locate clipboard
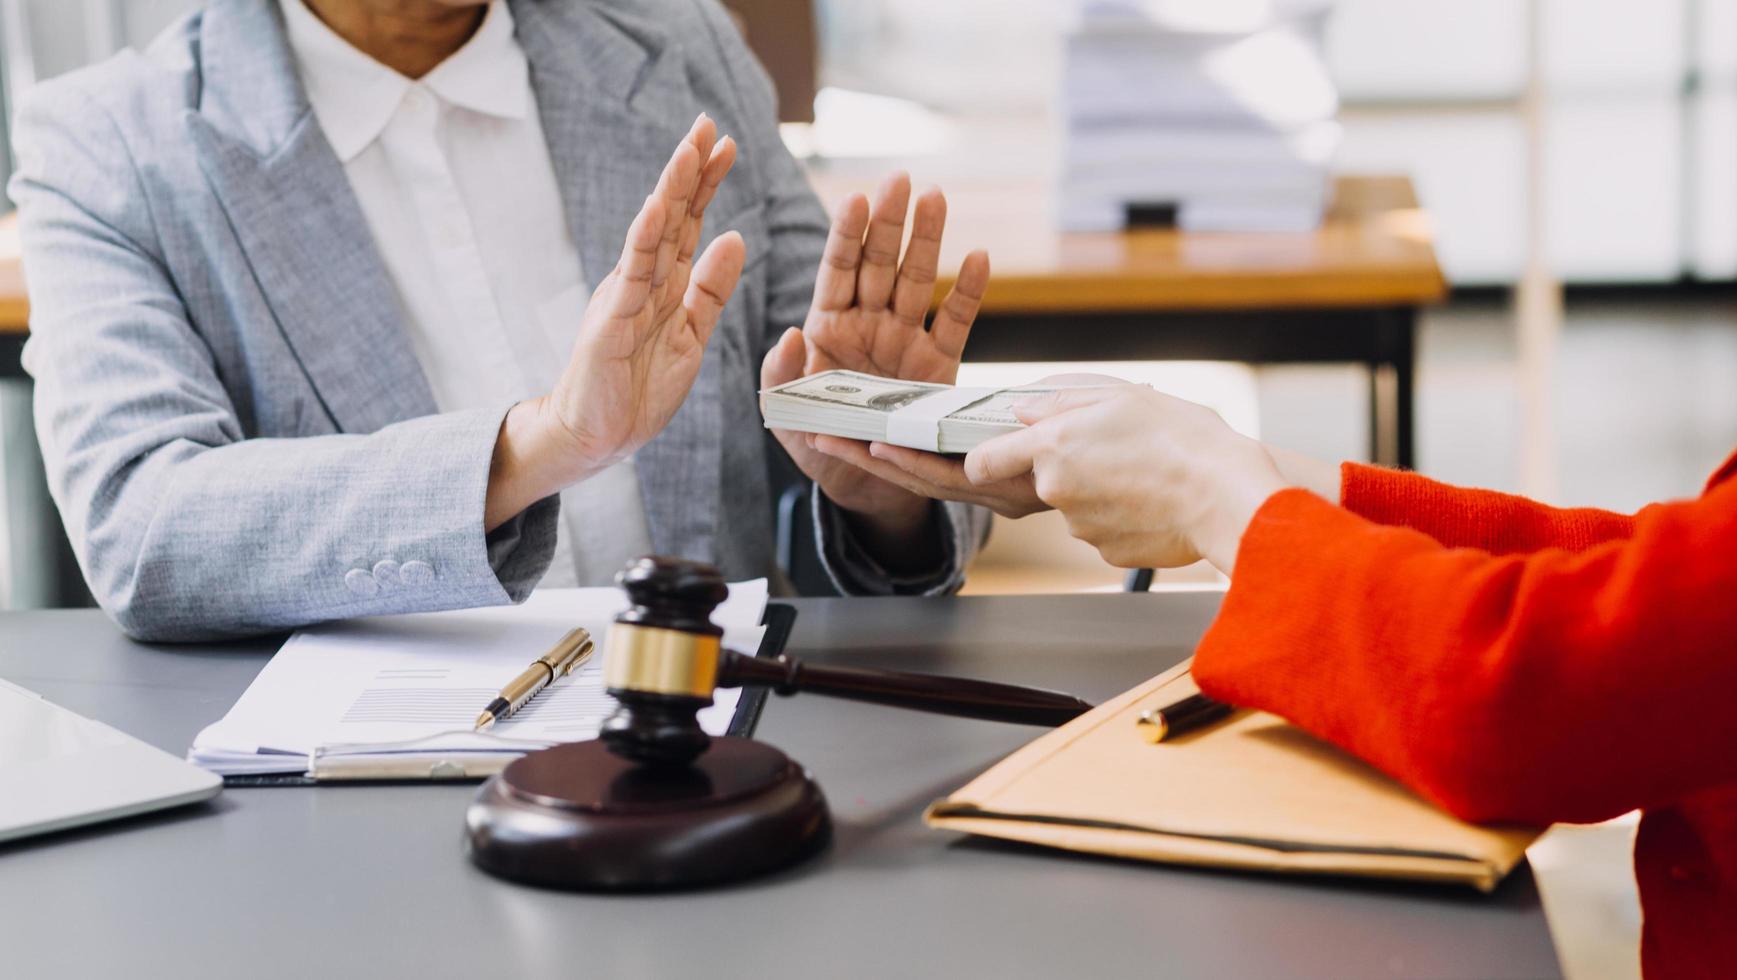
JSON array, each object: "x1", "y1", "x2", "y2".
[{"x1": 224, "y1": 603, "x2": 798, "y2": 788}]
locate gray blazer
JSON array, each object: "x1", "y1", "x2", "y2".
[{"x1": 10, "y1": 0, "x2": 988, "y2": 640}]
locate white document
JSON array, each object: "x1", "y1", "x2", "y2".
[{"x1": 189, "y1": 581, "x2": 770, "y2": 777}]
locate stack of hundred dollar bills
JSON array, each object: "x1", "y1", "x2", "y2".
[{"x1": 761, "y1": 370, "x2": 1082, "y2": 454}]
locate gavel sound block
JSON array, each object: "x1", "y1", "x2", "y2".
[{"x1": 465, "y1": 556, "x2": 1092, "y2": 891}]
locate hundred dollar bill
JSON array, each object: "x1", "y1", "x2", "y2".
[{"x1": 761, "y1": 370, "x2": 1094, "y2": 454}]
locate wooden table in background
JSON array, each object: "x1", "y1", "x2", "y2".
[
  {"x1": 802, "y1": 172, "x2": 1447, "y2": 469},
  {"x1": 0, "y1": 213, "x2": 26, "y2": 376},
  {"x1": 1, "y1": 176, "x2": 1445, "y2": 462},
  {"x1": 0, "y1": 176, "x2": 1446, "y2": 600}
]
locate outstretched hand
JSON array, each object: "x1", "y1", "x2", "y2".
[
  {"x1": 762, "y1": 173, "x2": 990, "y2": 544},
  {"x1": 799, "y1": 174, "x2": 987, "y2": 385},
  {"x1": 543, "y1": 113, "x2": 745, "y2": 474},
  {"x1": 964, "y1": 385, "x2": 1287, "y2": 572},
  {"x1": 792, "y1": 374, "x2": 1129, "y2": 521},
  {"x1": 486, "y1": 115, "x2": 744, "y2": 531}
]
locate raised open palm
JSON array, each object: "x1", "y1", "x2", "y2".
[
  {"x1": 762, "y1": 174, "x2": 990, "y2": 522},
  {"x1": 802, "y1": 176, "x2": 987, "y2": 384},
  {"x1": 546, "y1": 115, "x2": 744, "y2": 476}
]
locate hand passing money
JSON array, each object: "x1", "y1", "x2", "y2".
[
  {"x1": 761, "y1": 370, "x2": 1102, "y2": 455},
  {"x1": 781, "y1": 371, "x2": 1143, "y2": 521}
]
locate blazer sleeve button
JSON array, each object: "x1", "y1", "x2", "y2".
[
  {"x1": 372, "y1": 559, "x2": 401, "y2": 587},
  {"x1": 344, "y1": 568, "x2": 380, "y2": 597},
  {"x1": 400, "y1": 560, "x2": 434, "y2": 586}
]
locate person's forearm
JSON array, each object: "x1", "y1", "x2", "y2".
[
  {"x1": 1194, "y1": 483, "x2": 1737, "y2": 826},
  {"x1": 1196, "y1": 466, "x2": 1288, "y2": 575},
  {"x1": 1167, "y1": 433, "x2": 1291, "y2": 576},
  {"x1": 839, "y1": 495, "x2": 944, "y2": 575},
  {"x1": 1264, "y1": 444, "x2": 1342, "y2": 501},
  {"x1": 485, "y1": 398, "x2": 596, "y2": 532},
  {"x1": 1195, "y1": 440, "x2": 1338, "y2": 574},
  {"x1": 74, "y1": 410, "x2": 554, "y2": 641}
]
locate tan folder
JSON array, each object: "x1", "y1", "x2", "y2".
[{"x1": 926, "y1": 662, "x2": 1542, "y2": 891}]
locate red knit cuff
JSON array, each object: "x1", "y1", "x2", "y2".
[
  {"x1": 1340, "y1": 461, "x2": 1466, "y2": 527},
  {"x1": 1341, "y1": 462, "x2": 1635, "y2": 553},
  {"x1": 1227, "y1": 486, "x2": 1340, "y2": 579},
  {"x1": 1203, "y1": 488, "x2": 1359, "y2": 706}
]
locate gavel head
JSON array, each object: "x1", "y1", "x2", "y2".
[{"x1": 598, "y1": 556, "x2": 730, "y2": 766}]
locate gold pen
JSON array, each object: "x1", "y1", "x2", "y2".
[{"x1": 474, "y1": 628, "x2": 594, "y2": 731}]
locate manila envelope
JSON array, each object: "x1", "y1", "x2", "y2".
[{"x1": 926, "y1": 662, "x2": 1542, "y2": 891}]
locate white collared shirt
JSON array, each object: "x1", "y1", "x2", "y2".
[{"x1": 279, "y1": 0, "x2": 652, "y2": 588}]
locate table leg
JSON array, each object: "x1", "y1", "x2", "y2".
[
  {"x1": 1367, "y1": 308, "x2": 1419, "y2": 470},
  {"x1": 0, "y1": 332, "x2": 23, "y2": 381},
  {"x1": 1394, "y1": 309, "x2": 1417, "y2": 470}
]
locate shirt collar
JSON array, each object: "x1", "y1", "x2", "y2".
[
  {"x1": 422, "y1": 3, "x2": 530, "y2": 122},
  {"x1": 278, "y1": 0, "x2": 530, "y2": 163}
]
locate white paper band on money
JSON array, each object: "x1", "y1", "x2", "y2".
[{"x1": 884, "y1": 387, "x2": 1004, "y2": 452}]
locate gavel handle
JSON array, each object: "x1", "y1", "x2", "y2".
[{"x1": 716, "y1": 650, "x2": 1094, "y2": 728}]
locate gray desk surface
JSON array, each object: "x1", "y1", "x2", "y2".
[{"x1": 0, "y1": 594, "x2": 1562, "y2": 979}]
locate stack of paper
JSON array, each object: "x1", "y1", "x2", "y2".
[
  {"x1": 1062, "y1": 0, "x2": 1341, "y2": 232},
  {"x1": 188, "y1": 581, "x2": 769, "y2": 778},
  {"x1": 762, "y1": 370, "x2": 1105, "y2": 455}
]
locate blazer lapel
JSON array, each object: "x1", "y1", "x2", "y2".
[
  {"x1": 187, "y1": 0, "x2": 436, "y2": 435},
  {"x1": 513, "y1": 0, "x2": 722, "y2": 562}
]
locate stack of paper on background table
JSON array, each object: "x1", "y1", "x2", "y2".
[
  {"x1": 1061, "y1": 0, "x2": 1342, "y2": 232},
  {"x1": 927, "y1": 661, "x2": 1543, "y2": 891},
  {"x1": 189, "y1": 581, "x2": 768, "y2": 779}
]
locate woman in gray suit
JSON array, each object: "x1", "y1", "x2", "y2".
[{"x1": 11, "y1": 0, "x2": 1020, "y2": 639}]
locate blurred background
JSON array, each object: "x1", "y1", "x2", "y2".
[
  {"x1": 0, "y1": 1, "x2": 1725, "y2": 974},
  {"x1": 805, "y1": 0, "x2": 1737, "y2": 598},
  {"x1": 4, "y1": 0, "x2": 1735, "y2": 605}
]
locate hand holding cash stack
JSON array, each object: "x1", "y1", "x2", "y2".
[{"x1": 761, "y1": 370, "x2": 1114, "y2": 455}]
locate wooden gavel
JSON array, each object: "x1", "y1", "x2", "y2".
[
  {"x1": 469, "y1": 555, "x2": 1097, "y2": 891},
  {"x1": 598, "y1": 556, "x2": 1095, "y2": 766}
]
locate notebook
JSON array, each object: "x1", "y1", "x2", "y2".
[
  {"x1": 926, "y1": 661, "x2": 1544, "y2": 891},
  {"x1": 189, "y1": 580, "x2": 772, "y2": 782}
]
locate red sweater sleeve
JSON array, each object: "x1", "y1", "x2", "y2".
[
  {"x1": 1340, "y1": 462, "x2": 1637, "y2": 553},
  {"x1": 1191, "y1": 474, "x2": 1737, "y2": 827}
]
